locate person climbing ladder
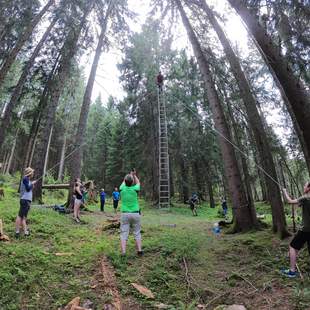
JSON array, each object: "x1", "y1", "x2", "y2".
[{"x1": 156, "y1": 71, "x2": 164, "y2": 92}]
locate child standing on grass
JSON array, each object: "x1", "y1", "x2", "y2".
[
  {"x1": 112, "y1": 187, "x2": 120, "y2": 213},
  {"x1": 282, "y1": 182, "x2": 310, "y2": 278},
  {"x1": 15, "y1": 167, "x2": 36, "y2": 238},
  {"x1": 119, "y1": 169, "x2": 143, "y2": 256},
  {"x1": 100, "y1": 189, "x2": 106, "y2": 212}
]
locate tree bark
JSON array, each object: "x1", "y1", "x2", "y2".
[
  {"x1": 175, "y1": 0, "x2": 256, "y2": 231},
  {"x1": 32, "y1": 7, "x2": 90, "y2": 202},
  {"x1": 5, "y1": 131, "x2": 18, "y2": 174},
  {"x1": 201, "y1": 0, "x2": 287, "y2": 236},
  {"x1": 0, "y1": 17, "x2": 57, "y2": 148},
  {"x1": 68, "y1": 2, "x2": 112, "y2": 196},
  {"x1": 227, "y1": 0, "x2": 310, "y2": 176},
  {"x1": 58, "y1": 133, "x2": 67, "y2": 181},
  {"x1": 0, "y1": 0, "x2": 55, "y2": 88},
  {"x1": 42, "y1": 126, "x2": 53, "y2": 183},
  {"x1": 179, "y1": 154, "x2": 189, "y2": 204}
]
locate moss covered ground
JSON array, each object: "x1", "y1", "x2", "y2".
[{"x1": 0, "y1": 177, "x2": 310, "y2": 309}]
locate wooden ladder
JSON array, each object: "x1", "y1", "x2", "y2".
[{"x1": 158, "y1": 88, "x2": 170, "y2": 209}]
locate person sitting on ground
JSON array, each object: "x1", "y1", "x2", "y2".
[
  {"x1": 112, "y1": 187, "x2": 120, "y2": 213},
  {"x1": 73, "y1": 178, "x2": 83, "y2": 223},
  {"x1": 100, "y1": 188, "x2": 106, "y2": 212},
  {"x1": 119, "y1": 169, "x2": 143, "y2": 256},
  {"x1": 189, "y1": 193, "x2": 198, "y2": 216},
  {"x1": 15, "y1": 167, "x2": 36, "y2": 238},
  {"x1": 156, "y1": 71, "x2": 164, "y2": 92},
  {"x1": 282, "y1": 182, "x2": 310, "y2": 278}
]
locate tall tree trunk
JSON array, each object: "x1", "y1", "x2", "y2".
[
  {"x1": 227, "y1": 0, "x2": 310, "y2": 175},
  {"x1": 179, "y1": 155, "x2": 189, "y2": 203},
  {"x1": 42, "y1": 126, "x2": 53, "y2": 183},
  {"x1": 5, "y1": 133, "x2": 18, "y2": 174},
  {"x1": 201, "y1": 0, "x2": 287, "y2": 236},
  {"x1": 0, "y1": 17, "x2": 57, "y2": 148},
  {"x1": 0, "y1": 0, "x2": 55, "y2": 88},
  {"x1": 32, "y1": 8, "x2": 90, "y2": 202},
  {"x1": 175, "y1": 0, "x2": 256, "y2": 231},
  {"x1": 225, "y1": 94, "x2": 257, "y2": 226},
  {"x1": 58, "y1": 133, "x2": 67, "y2": 181},
  {"x1": 68, "y1": 2, "x2": 112, "y2": 197}
]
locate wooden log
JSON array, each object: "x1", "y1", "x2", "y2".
[{"x1": 42, "y1": 184, "x2": 69, "y2": 190}]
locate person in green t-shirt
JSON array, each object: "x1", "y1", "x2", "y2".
[
  {"x1": 119, "y1": 169, "x2": 143, "y2": 256},
  {"x1": 281, "y1": 182, "x2": 310, "y2": 278}
]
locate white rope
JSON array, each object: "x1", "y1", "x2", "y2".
[{"x1": 166, "y1": 90, "x2": 282, "y2": 188}]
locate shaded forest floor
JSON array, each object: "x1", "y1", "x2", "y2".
[{"x1": 0, "y1": 180, "x2": 310, "y2": 309}]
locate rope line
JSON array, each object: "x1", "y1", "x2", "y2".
[{"x1": 165, "y1": 89, "x2": 282, "y2": 188}]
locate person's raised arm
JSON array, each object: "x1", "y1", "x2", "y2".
[
  {"x1": 131, "y1": 169, "x2": 140, "y2": 185},
  {"x1": 283, "y1": 188, "x2": 299, "y2": 204}
]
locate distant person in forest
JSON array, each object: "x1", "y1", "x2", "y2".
[
  {"x1": 73, "y1": 178, "x2": 83, "y2": 223},
  {"x1": 100, "y1": 188, "x2": 106, "y2": 212},
  {"x1": 221, "y1": 197, "x2": 228, "y2": 217},
  {"x1": 15, "y1": 167, "x2": 36, "y2": 238},
  {"x1": 119, "y1": 169, "x2": 143, "y2": 256},
  {"x1": 189, "y1": 192, "x2": 198, "y2": 216},
  {"x1": 112, "y1": 187, "x2": 120, "y2": 213},
  {"x1": 281, "y1": 183, "x2": 310, "y2": 278},
  {"x1": 156, "y1": 71, "x2": 164, "y2": 92}
]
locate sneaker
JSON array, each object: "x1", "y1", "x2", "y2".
[
  {"x1": 281, "y1": 268, "x2": 298, "y2": 278},
  {"x1": 24, "y1": 230, "x2": 30, "y2": 237},
  {"x1": 137, "y1": 251, "x2": 144, "y2": 257},
  {"x1": 74, "y1": 217, "x2": 80, "y2": 223},
  {"x1": 15, "y1": 232, "x2": 20, "y2": 239}
]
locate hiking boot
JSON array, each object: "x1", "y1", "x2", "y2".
[
  {"x1": 137, "y1": 251, "x2": 144, "y2": 257},
  {"x1": 15, "y1": 232, "x2": 20, "y2": 239},
  {"x1": 24, "y1": 230, "x2": 30, "y2": 237},
  {"x1": 281, "y1": 268, "x2": 298, "y2": 278},
  {"x1": 74, "y1": 217, "x2": 80, "y2": 223}
]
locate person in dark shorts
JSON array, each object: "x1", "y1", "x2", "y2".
[
  {"x1": 282, "y1": 182, "x2": 310, "y2": 278},
  {"x1": 100, "y1": 188, "x2": 106, "y2": 212},
  {"x1": 189, "y1": 193, "x2": 198, "y2": 216},
  {"x1": 112, "y1": 187, "x2": 120, "y2": 213},
  {"x1": 221, "y1": 197, "x2": 228, "y2": 217},
  {"x1": 73, "y1": 178, "x2": 83, "y2": 223},
  {"x1": 15, "y1": 167, "x2": 36, "y2": 238}
]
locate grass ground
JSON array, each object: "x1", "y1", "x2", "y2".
[{"x1": 0, "y1": 179, "x2": 310, "y2": 309}]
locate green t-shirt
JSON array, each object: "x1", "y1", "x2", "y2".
[
  {"x1": 120, "y1": 183, "x2": 140, "y2": 212},
  {"x1": 298, "y1": 193, "x2": 310, "y2": 232}
]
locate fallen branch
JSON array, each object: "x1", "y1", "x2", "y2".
[
  {"x1": 229, "y1": 272, "x2": 258, "y2": 292},
  {"x1": 182, "y1": 257, "x2": 200, "y2": 300},
  {"x1": 204, "y1": 291, "x2": 228, "y2": 308}
]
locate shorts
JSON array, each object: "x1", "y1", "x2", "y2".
[
  {"x1": 290, "y1": 230, "x2": 310, "y2": 251},
  {"x1": 18, "y1": 199, "x2": 31, "y2": 218},
  {"x1": 75, "y1": 198, "x2": 83, "y2": 206},
  {"x1": 120, "y1": 213, "x2": 141, "y2": 241},
  {"x1": 113, "y1": 200, "x2": 119, "y2": 209}
]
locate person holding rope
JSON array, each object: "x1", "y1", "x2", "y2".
[
  {"x1": 119, "y1": 169, "x2": 143, "y2": 257},
  {"x1": 282, "y1": 182, "x2": 310, "y2": 278},
  {"x1": 15, "y1": 167, "x2": 36, "y2": 238}
]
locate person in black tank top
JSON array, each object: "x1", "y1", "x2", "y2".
[{"x1": 73, "y1": 178, "x2": 83, "y2": 223}]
